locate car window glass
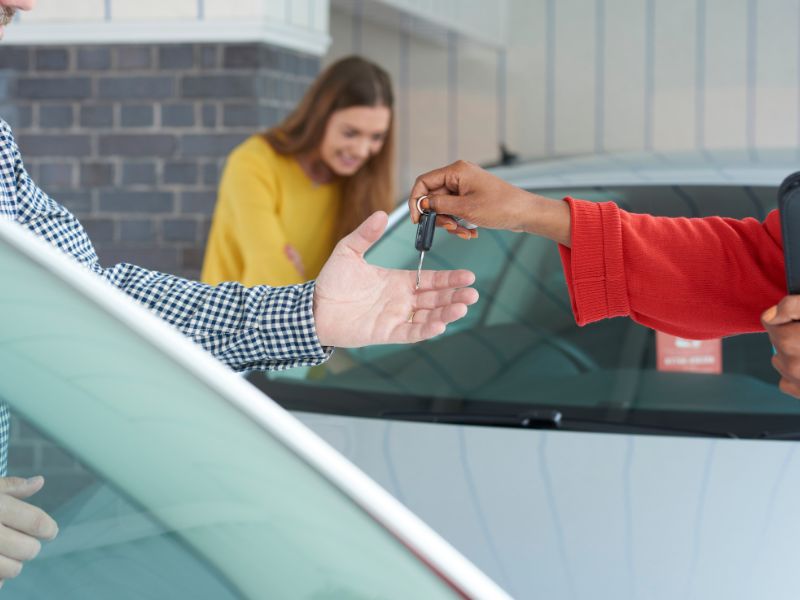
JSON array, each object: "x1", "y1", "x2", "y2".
[
  {"x1": 262, "y1": 186, "x2": 799, "y2": 438},
  {"x1": 0, "y1": 228, "x2": 458, "y2": 599}
]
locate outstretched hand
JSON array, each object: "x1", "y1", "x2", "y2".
[{"x1": 313, "y1": 211, "x2": 478, "y2": 347}]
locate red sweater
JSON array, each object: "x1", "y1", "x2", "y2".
[{"x1": 558, "y1": 198, "x2": 786, "y2": 339}]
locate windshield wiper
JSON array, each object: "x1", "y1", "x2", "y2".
[
  {"x1": 382, "y1": 409, "x2": 563, "y2": 429},
  {"x1": 757, "y1": 430, "x2": 800, "y2": 440},
  {"x1": 383, "y1": 409, "x2": 738, "y2": 438}
]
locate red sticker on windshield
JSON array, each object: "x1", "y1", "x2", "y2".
[{"x1": 656, "y1": 332, "x2": 722, "y2": 374}]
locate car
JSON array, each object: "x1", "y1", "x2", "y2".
[
  {"x1": 0, "y1": 217, "x2": 510, "y2": 599},
  {"x1": 248, "y1": 149, "x2": 800, "y2": 600}
]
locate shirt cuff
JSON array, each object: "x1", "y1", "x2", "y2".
[
  {"x1": 558, "y1": 197, "x2": 631, "y2": 326},
  {"x1": 259, "y1": 280, "x2": 333, "y2": 370}
]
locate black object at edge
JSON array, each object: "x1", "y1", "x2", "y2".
[{"x1": 778, "y1": 171, "x2": 800, "y2": 294}]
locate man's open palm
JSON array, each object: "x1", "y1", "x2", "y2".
[{"x1": 314, "y1": 211, "x2": 478, "y2": 348}]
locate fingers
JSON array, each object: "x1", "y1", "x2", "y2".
[
  {"x1": 763, "y1": 296, "x2": 800, "y2": 327},
  {"x1": 402, "y1": 321, "x2": 447, "y2": 343},
  {"x1": 0, "y1": 493, "x2": 58, "y2": 540},
  {"x1": 0, "y1": 526, "x2": 42, "y2": 562},
  {"x1": 422, "y1": 193, "x2": 462, "y2": 216},
  {"x1": 416, "y1": 269, "x2": 475, "y2": 291},
  {"x1": 433, "y1": 215, "x2": 478, "y2": 239},
  {"x1": 338, "y1": 211, "x2": 388, "y2": 256},
  {"x1": 0, "y1": 477, "x2": 44, "y2": 501},
  {"x1": 772, "y1": 352, "x2": 800, "y2": 396},
  {"x1": 408, "y1": 166, "x2": 456, "y2": 222},
  {"x1": 0, "y1": 554, "x2": 22, "y2": 580},
  {"x1": 284, "y1": 244, "x2": 305, "y2": 278},
  {"x1": 413, "y1": 287, "x2": 479, "y2": 310},
  {"x1": 408, "y1": 161, "x2": 473, "y2": 223},
  {"x1": 395, "y1": 303, "x2": 470, "y2": 343},
  {"x1": 411, "y1": 304, "x2": 469, "y2": 327},
  {"x1": 764, "y1": 300, "x2": 800, "y2": 398},
  {"x1": 779, "y1": 377, "x2": 800, "y2": 399}
]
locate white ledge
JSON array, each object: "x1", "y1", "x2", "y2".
[{"x1": 2, "y1": 19, "x2": 331, "y2": 56}]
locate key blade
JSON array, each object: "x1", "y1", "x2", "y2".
[{"x1": 416, "y1": 251, "x2": 425, "y2": 289}]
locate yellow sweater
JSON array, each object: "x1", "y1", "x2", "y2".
[{"x1": 201, "y1": 136, "x2": 342, "y2": 287}]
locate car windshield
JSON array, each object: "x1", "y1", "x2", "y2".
[
  {"x1": 0, "y1": 222, "x2": 467, "y2": 599},
  {"x1": 255, "y1": 184, "x2": 798, "y2": 439}
]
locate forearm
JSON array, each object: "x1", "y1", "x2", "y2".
[
  {"x1": 510, "y1": 190, "x2": 572, "y2": 246},
  {"x1": 559, "y1": 199, "x2": 786, "y2": 338},
  {"x1": 98, "y1": 262, "x2": 331, "y2": 371}
]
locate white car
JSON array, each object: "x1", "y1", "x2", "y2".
[
  {"x1": 251, "y1": 149, "x2": 800, "y2": 600},
  {"x1": 0, "y1": 217, "x2": 509, "y2": 599}
]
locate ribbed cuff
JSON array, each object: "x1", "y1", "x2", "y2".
[{"x1": 558, "y1": 198, "x2": 630, "y2": 326}]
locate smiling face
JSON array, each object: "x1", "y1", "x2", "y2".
[
  {"x1": 318, "y1": 105, "x2": 391, "y2": 177},
  {"x1": 0, "y1": 0, "x2": 36, "y2": 39}
]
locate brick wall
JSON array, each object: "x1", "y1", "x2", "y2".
[
  {"x1": 0, "y1": 42, "x2": 319, "y2": 503},
  {"x1": 1, "y1": 42, "x2": 319, "y2": 280}
]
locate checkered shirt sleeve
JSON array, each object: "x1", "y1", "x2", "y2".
[{"x1": 0, "y1": 118, "x2": 332, "y2": 474}]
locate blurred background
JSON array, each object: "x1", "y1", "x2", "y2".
[
  {"x1": 0, "y1": 0, "x2": 798, "y2": 516},
  {"x1": 2, "y1": 0, "x2": 798, "y2": 282}
]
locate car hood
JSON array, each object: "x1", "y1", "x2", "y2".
[{"x1": 295, "y1": 412, "x2": 800, "y2": 600}]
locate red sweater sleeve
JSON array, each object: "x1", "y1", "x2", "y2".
[{"x1": 558, "y1": 198, "x2": 786, "y2": 339}]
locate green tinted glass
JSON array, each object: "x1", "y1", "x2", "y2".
[
  {"x1": 0, "y1": 229, "x2": 457, "y2": 599},
  {"x1": 267, "y1": 186, "x2": 798, "y2": 423}
]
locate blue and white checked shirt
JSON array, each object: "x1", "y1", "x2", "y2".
[{"x1": 0, "y1": 118, "x2": 331, "y2": 476}]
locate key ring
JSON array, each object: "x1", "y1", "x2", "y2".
[{"x1": 416, "y1": 195, "x2": 428, "y2": 215}]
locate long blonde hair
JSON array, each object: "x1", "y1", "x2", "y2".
[{"x1": 265, "y1": 56, "x2": 395, "y2": 240}]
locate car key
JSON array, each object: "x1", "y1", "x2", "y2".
[{"x1": 415, "y1": 209, "x2": 437, "y2": 289}]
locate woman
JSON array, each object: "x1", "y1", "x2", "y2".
[{"x1": 202, "y1": 56, "x2": 395, "y2": 287}]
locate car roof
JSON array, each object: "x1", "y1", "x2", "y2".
[{"x1": 489, "y1": 148, "x2": 798, "y2": 189}]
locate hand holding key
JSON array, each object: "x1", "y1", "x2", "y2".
[
  {"x1": 408, "y1": 160, "x2": 572, "y2": 246},
  {"x1": 314, "y1": 211, "x2": 479, "y2": 348}
]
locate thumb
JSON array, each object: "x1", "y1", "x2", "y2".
[
  {"x1": 764, "y1": 296, "x2": 800, "y2": 327},
  {"x1": 425, "y1": 194, "x2": 467, "y2": 218},
  {"x1": 340, "y1": 211, "x2": 388, "y2": 256},
  {"x1": 0, "y1": 476, "x2": 44, "y2": 500}
]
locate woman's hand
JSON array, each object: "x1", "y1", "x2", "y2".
[
  {"x1": 407, "y1": 160, "x2": 572, "y2": 246},
  {"x1": 0, "y1": 476, "x2": 58, "y2": 587},
  {"x1": 284, "y1": 244, "x2": 306, "y2": 279}
]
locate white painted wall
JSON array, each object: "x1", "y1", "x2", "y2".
[
  {"x1": 19, "y1": 0, "x2": 326, "y2": 26},
  {"x1": 328, "y1": 0, "x2": 800, "y2": 195},
  {"x1": 506, "y1": 0, "x2": 800, "y2": 159},
  {"x1": 6, "y1": 0, "x2": 331, "y2": 54},
  {"x1": 327, "y1": 3, "x2": 505, "y2": 194},
  {"x1": 364, "y1": 0, "x2": 508, "y2": 47},
  {"x1": 13, "y1": 0, "x2": 794, "y2": 172}
]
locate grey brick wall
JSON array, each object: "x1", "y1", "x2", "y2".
[
  {"x1": 1, "y1": 43, "x2": 319, "y2": 496},
  {"x1": 1, "y1": 43, "x2": 319, "y2": 280}
]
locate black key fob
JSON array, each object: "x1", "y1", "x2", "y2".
[
  {"x1": 415, "y1": 210, "x2": 437, "y2": 252},
  {"x1": 779, "y1": 171, "x2": 800, "y2": 294}
]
